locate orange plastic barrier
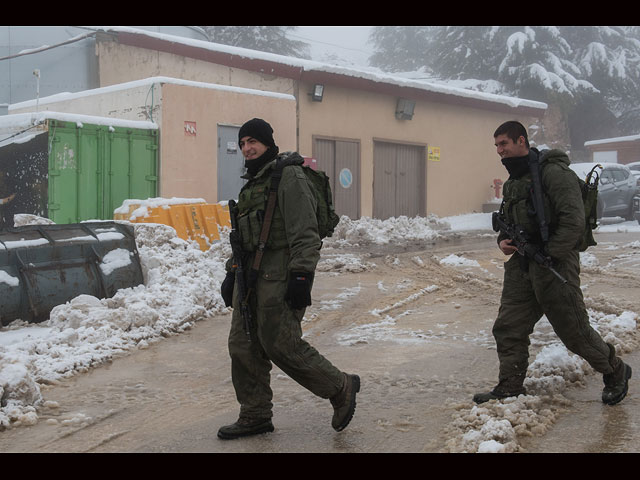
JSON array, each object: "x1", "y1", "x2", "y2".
[{"x1": 114, "y1": 202, "x2": 230, "y2": 251}]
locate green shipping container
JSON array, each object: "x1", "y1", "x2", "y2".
[{"x1": 47, "y1": 119, "x2": 158, "y2": 223}]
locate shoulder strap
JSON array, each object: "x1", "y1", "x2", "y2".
[
  {"x1": 249, "y1": 155, "x2": 303, "y2": 274},
  {"x1": 250, "y1": 161, "x2": 283, "y2": 274},
  {"x1": 527, "y1": 149, "x2": 550, "y2": 245}
]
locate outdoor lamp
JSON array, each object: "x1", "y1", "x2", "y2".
[
  {"x1": 395, "y1": 98, "x2": 415, "y2": 120},
  {"x1": 311, "y1": 84, "x2": 324, "y2": 102}
]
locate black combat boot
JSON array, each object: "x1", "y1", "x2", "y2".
[
  {"x1": 473, "y1": 373, "x2": 526, "y2": 404},
  {"x1": 330, "y1": 373, "x2": 360, "y2": 431},
  {"x1": 602, "y1": 344, "x2": 632, "y2": 405},
  {"x1": 217, "y1": 417, "x2": 274, "y2": 440}
]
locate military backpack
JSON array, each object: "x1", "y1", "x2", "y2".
[
  {"x1": 532, "y1": 151, "x2": 600, "y2": 252},
  {"x1": 575, "y1": 163, "x2": 601, "y2": 252},
  {"x1": 273, "y1": 154, "x2": 340, "y2": 239}
]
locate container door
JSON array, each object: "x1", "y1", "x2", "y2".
[
  {"x1": 105, "y1": 128, "x2": 158, "y2": 218},
  {"x1": 48, "y1": 120, "x2": 158, "y2": 223},
  {"x1": 0, "y1": 132, "x2": 49, "y2": 228},
  {"x1": 217, "y1": 125, "x2": 245, "y2": 202}
]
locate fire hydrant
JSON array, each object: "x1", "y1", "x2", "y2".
[{"x1": 493, "y1": 179, "x2": 503, "y2": 198}]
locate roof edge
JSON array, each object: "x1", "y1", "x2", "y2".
[{"x1": 103, "y1": 27, "x2": 546, "y2": 117}]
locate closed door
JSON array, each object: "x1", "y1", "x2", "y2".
[
  {"x1": 314, "y1": 138, "x2": 360, "y2": 218},
  {"x1": 373, "y1": 141, "x2": 425, "y2": 219},
  {"x1": 217, "y1": 125, "x2": 246, "y2": 202}
]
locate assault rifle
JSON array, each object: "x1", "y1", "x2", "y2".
[
  {"x1": 492, "y1": 211, "x2": 567, "y2": 284},
  {"x1": 228, "y1": 199, "x2": 252, "y2": 341}
]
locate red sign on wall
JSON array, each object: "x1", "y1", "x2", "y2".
[{"x1": 184, "y1": 121, "x2": 197, "y2": 136}]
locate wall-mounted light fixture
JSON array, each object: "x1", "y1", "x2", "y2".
[
  {"x1": 395, "y1": 98, "x2": 415, "y2": 120},
  {"x1": 310, "y1": 84, "x2": 324, "y2": 102}
]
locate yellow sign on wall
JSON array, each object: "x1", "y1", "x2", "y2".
[{"x1": 428, "y1": 146, "x2": 441, "y2": 161}]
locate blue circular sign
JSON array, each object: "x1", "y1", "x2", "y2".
[{"x1": 339, "y1": 168, "x2": 353, "y2": 189}]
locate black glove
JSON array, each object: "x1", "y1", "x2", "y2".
[
  {"x1": 221, "y1": 271, "x2": 235, "y2": 307},
  {"x1": 285, "y1": 272, "x2": 313, "y2": 310}
]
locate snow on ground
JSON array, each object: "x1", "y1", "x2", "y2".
[{"x1": 1, "y1": 211, "x2": 639, "y2": 452}]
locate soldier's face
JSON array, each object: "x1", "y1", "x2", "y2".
[
  {"x1": 240, "y1": 136, "x2": 268, "y2": 161},
  {"x1": 494, "y1": 134, "x2": 528, "y2": 159}
]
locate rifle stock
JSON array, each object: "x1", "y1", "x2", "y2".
[
  {"x1": 492, "y1": 212, "x2": 567, "y2": 284},
  {"x1": 228, "y1": 199, "x2": 253, "y2": 341}
]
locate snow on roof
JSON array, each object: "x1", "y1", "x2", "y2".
[
  {"x1": 584, "y1": 133, "x2": 640, "y2": 146},
  {"x1": 0, "y1": 110, "x2": 157, "y2": 130},
  {"x1": 8, "y1": 76, "x2": 295, "y2": 112},
  {"x1": 93, "y1": 26, "x2": 546, "y2": 112}
]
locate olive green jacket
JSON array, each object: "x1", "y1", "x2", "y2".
[
  {"x1": 499, "y1": 149, "x2": 585, "y2": 259},
  {"x1": 227, "y1": 152, "x2": 321, "y2": 279}
]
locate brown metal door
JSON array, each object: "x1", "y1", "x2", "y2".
[
  {"x1": 314, "y1": 137, "x2": 360, "y2": 218},
  {"x1": 373, "y1": 142, "x2": 397, "y2": 219},
  {"x1": 374, "y1": 141, "x2": 425, "y2": 219}
]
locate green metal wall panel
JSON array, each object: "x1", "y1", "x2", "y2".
[{"x1": 47, "y1": 120, "x2": 158, "y2": 223}]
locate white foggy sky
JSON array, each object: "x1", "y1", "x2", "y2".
[{"x1": 291, "y1": 26, "x2": 374, "y2": 66}]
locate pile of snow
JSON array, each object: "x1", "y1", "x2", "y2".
[
  {"x1": 439, "y1": 254, "x2": 481, "y2": 268},
  {"x1": 0, "y1": 220, "x2": 231, "y2": 429},
  {"x1": 326, "y1": 214, "x2": 453, "y2": 247}
]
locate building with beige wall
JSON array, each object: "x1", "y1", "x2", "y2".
[
  {"x1": 10, "y1": 77, "x2": 296, "y2": 204},
  {"x1": 10, "y1": 27, "x2": 548, "y2": 219}
]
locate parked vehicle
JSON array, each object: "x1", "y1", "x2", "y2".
[
  {"x1": 626, "y1": 162, "x2": 640, "y2": 195},
  {"x1": 569, "y1": 162, "x2": 637, "y2": 220},
  {"x1": 626, "y1": 161, "x2": 640, "y2": 177}
]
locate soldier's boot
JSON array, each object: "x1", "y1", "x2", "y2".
[
  {"x1": 330, "y1": 373, "x2": 360, "y2": 431},
  {"x1": 473, "y1": 373, "x2": 526, "y2": 404},
  {"x1": 217, "y1": 417, "x2": 274, "y2": 440},
  {"x1": 602, "y1": 344, "x2": 632, "y2": 406}
]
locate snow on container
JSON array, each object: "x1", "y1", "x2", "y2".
[{"x1": 0, "y1": 221, "x2": 144, "y2": 325}]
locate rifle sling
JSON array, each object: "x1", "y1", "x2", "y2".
[{"x1": 250, "y1": 165, "x2": 284, "y2": 274}]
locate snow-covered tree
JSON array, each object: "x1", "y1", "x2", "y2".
[
  {"x1": 369, "y1": 26, "x2": 640, "y2": 147},
  {"x1": 199, "y1": 26, "x2": 310, "y2": 59},
  {"x1": 368, "y1": 26, "x2": 432, "y2": 72}
]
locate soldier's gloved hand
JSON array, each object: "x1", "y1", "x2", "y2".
[
  {"x1": 285, "y1": 272, "x2": 313, "y2": 310},
  {"x1": 221, "y1": 271, "x2": 235, "y2": 307}
]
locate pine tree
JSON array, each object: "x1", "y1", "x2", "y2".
[
  {"x1": 368, "y1": 26, "x2": 640, "y2": 147},
  {"x1": 199, "y1": 26, "x2": 310, "y2": 59}
]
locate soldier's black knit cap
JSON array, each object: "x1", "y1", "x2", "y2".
[{"x1": 238, "y1": 118, "x2": 277, "y2": 149}]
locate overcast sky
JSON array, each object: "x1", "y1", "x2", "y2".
[{"x1": 291, "y1": 26, "x2": 374, "y2": 66}]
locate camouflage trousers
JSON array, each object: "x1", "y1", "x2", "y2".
[
  {"x1": 227, "y1": 272, "x2": 344, "y2": 420},
  {"x1": 493, "y1": 250, "x2": 617, "y2": 382}
]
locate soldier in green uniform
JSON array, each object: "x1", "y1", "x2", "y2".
[
  {"x1": 474, "y1": 121, "x2": 632, "y2": 405},
  {"x1": 217, "y1": 118, "x2": 360, "y2": 439}
]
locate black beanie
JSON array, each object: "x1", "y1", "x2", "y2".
[{"x1": 238, "y1": 118, "x2": 277, "y2": 149}]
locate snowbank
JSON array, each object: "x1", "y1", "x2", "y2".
[
  {"x1": 0, "y1": 220, "x2": 231, "y2": 429},
  {"x1": 327, "y1": 214, "x2": 453, "y2": 247}
]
